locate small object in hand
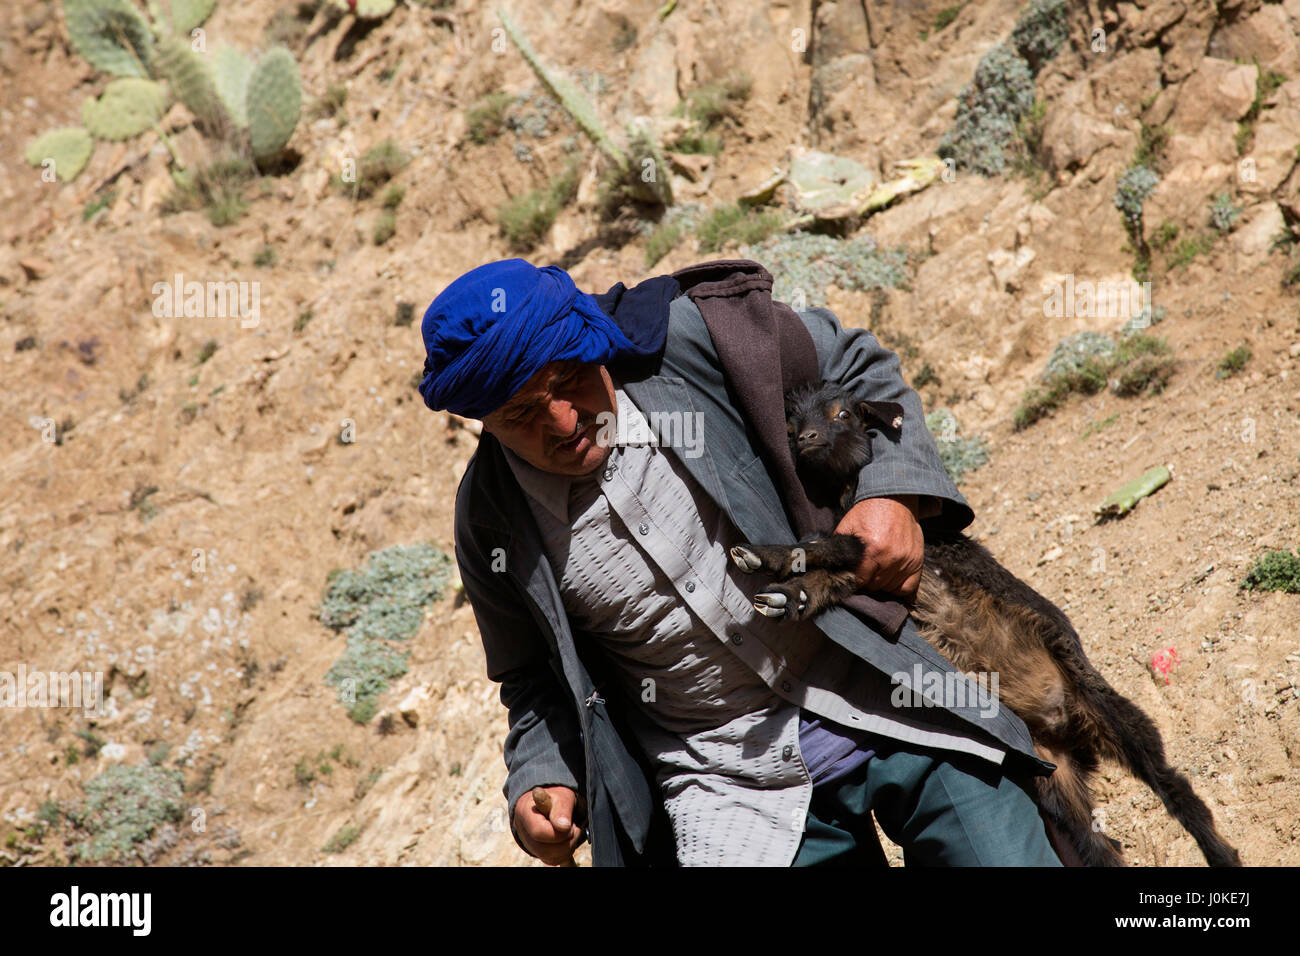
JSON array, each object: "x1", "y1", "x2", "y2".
[{"x1": 531, "y1": 786, "x2": 577, "y2": 867}]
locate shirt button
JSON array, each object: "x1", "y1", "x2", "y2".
[
  {"x1": 782, "y1": 745, "x2": 793, "y2": 760},
  {"x1": 781, "y1": 680, "x2": 792, "y2": 693},
  {"x1": 603, "y1": 469, "x2": 614, "y2": 481},
  {"x1": 638, "y1": 522, "x2": 649, "y2": 535},
  {"x1": 685, "y1": 582, "x2": 696, "y2": 593},
  {"x1": 730, "y1": 633, "x2": 744, "y2": 645}
]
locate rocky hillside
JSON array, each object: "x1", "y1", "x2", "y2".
[{"x1": 1, "y1": 0, "x2": 1297, "y2": 867}]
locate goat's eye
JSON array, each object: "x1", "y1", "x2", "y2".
[{"x1": 836, "y1": 409, "x2": 850, "y2": 421}]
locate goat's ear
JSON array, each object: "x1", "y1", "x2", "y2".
[{"x1": 855, "y1": 400, "x2": 905, "y2": 434}]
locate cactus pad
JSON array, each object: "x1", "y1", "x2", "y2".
[
  {"x1": 166, "y1": 0, "x2": 216, "y2": 34},
  {"x1": 82, "y1": 77, "x2": 169, "y2": 140},
  {"x1": 24, "y1": 127, "x2": 95, "y2": 182},
  {"x1": 153, "y1": 33, "x2": 228, "y2": 133},
  {"x1": 213, "y1": 44, "x2": 253, "y2": 128},
  {"x1": 355, "y1": 0, "x2": 396, "y2": 17},
  {"x1": 246, "y1": 48, "x2": 301, "y2": 164},
  {"x1": 64, "y1": 0, "x2": 154, "y2": 78}
]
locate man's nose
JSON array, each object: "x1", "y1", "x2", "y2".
[{"x1": 540, "y1": 400, "x2": 578, "y2": 436}]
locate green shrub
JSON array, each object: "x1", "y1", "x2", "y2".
[
  {"x1": 938, "y1": 43, "x2": 1036, "y2": 176},
  {"x1": 933, "y1": 4, "x2": 964, "y2": 33},
  {"x1": 253, "y1": 244, "x2": 277, "y2": 268},
  {"x1": 466, "y1": 91, "x2": 512, "y2": 144},
  {"x1": 497, "y1": 163, "x2": 580, "y2": 250},
  {"x1": 66, "y1": 764, "x2": 185, "y2": 863},
  {"x1": 1209, "y1": 192, "x2": 1242, "y2": 233},
  {"x1": 1240, "y1": 549, "x2": 1300, "y2": 593},
  {"x1": 381, "y1": 183, "x2": 405, "y2": 210},
  {"x1": 1015, "y1": 332, "x2": 1174, "y2": 429},
  {"x1": 373, "y1": 210, "x2": 396, "y2": 245},
  {"x1": 677, "y1": 72, "x2": 752, "y2": 129},
  {"x1": 746, "y1": 232, "x2": 912, "y2": 306},
  {"x1": 696, "y1": 203, "x2": 784, "y2": 253},
  {"x1": 336, "y1": 138, "x2": 408, "y2": 200},
  {"x1": 319, "y1": 542, "x2": 453, "y2": 723},
  {"x1": 1215, "y1": 344, "x2": 1251, "y2": 379},
  {"x1": 645, "y1": 220, "x2": 684, "y2": 268},
  {"x1": 925, "y1": 409, "x2": 989, "y2": 484},
  {"x1": 1134, "y1": 124, "x2": 1168, "y2": 172},
  {"x1": 161, "y1": 157, "x2": 256, "y2": 227},
  {"x1": 1009, "y1": 0, "x2": 1068, "y2": 74},
  {"x1": 1169, "y1": 231, "x2": 1214, "y2": 269},
  {"x1": 1150, "y1": 219, "x2": 1179, "y2": 251},
  {"x1": 323, "y1": 824, "x2": 363, "y2": 853}
]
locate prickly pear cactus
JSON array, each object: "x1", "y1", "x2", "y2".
[
  {"x1": 82, "y1": 77, "x2": 169, "y2": 140},
  {"x1": 213, "y1": 44, "x2": 253, "y2": 128},
  {"x1": 166, "y1": 0, "x2": 216, "y2": 34},
  {"x1": 329, "y1": 0, "x2": 396, "y2": 17},
  {"x1": 153, "y1": 33, "x2": 228, "y2": 132},
  {"x1": 24, "y1": 127, "x2": 95, "y2": 182},
  {"x1": 355, "y1": 0, "x2": 396, "y2": 17},
  {"x1": 63, "y1": 0, "x2": 154, "y2": 78},
  {"x1": 246, "y1": 48, "x2": 301, "y2": 164}
]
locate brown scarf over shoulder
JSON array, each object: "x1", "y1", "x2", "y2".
[{"x1": 670, "y1": 259, "x2": 910, "y2": 639}]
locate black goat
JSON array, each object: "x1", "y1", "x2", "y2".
[{"x1": 729, "y1": 380, "x2": 1243, "y2": 867}]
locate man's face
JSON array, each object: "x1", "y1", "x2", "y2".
[{"x1": 480, "y1": 359, "x2": 617, "y2": 476}]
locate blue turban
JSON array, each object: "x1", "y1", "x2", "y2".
[{"x1": 418, "y1": 259, "x2": 656, "y2": 419}]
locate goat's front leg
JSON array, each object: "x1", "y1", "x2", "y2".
[
  {"x1": 729, "y1": 533, "x2": 865, "y2": 579},
  {"x1": 751, "y1": 567, "x2": 862, "y2": 621}
]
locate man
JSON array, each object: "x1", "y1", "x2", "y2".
[{"x1": 420, "y1": 257, "x2": 1062, "y2": 866}]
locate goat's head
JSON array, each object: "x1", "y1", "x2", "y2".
[{"x1": 784, "y1": 382, "x2": 904, "y2": 486}]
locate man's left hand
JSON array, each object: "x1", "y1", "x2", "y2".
[{"x1": 834, "y1": 494, "x2": 924, "y2": 602}]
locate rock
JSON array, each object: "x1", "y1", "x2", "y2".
[
  {"x1": 665, "y1": 151, "x2": 711, "y2": 182},
  {"x1": 987, "y1": 245, "x2": 1037, "y2": 292},
  {"x1": 1209, "y1": 5, "x2": 1300, "y2": 76},
  {"x1": 1169, "y1": 58, "x2": 1257, "y2": 134},
  {"x1": 1231, "y1": 202, "x2": 1285, "y2": 258},
  {"x1": 398, "y1": 685, "x2": 429, "y2": 727},
  {"x1": 787, "y1": 147, "x2": 876, "y2": 213},
  {"x1": 19, "y1": 257, "x2": 52, "y2": 280}
]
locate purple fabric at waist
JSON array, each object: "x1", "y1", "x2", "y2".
[{"x1": 798, "y1": 709, "x2": 875, "y2": 787}]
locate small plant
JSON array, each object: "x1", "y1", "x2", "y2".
[
  {"x1": 1237, "y1": 61, "x2": 1287, "y2": 156},
  {"x1": 252, "y1": 244, "x2": 278, "y2": 268},
  {"x1": 1114, "y1": 164, "x2": 1159, "y2": 277},
  {"x1": 322, "y1": 824, "x2": 362, "y2": 853},
  {"x1": 373, "y1": 210, "x2": 396, "y2": 245},
  {"x1": 394, "y1": 302, "x2": 415, "y2": 327},
  {"x1": 465, "y1": 91, "x2": 512, "y2": 144},
  {"x1": 747, "y1": 232, "x2": 912, "y2": 306},
  {"x1": 1134, "y1": 124, "x2": 1168, "y2": 173},
  {"x1": 82, "y1": 188, "x2": 118, "y2": 221},
  {"x1": 319, "y1": 542, "x2": 454, "y2": 723},
  {"x1": 294, "y1": 308, "x2": 314, "y2": 332},
  {"x1": 337, "y1": 138, "x2": 409, "y2": 200},
  {"x1": 294, "y1": 756, "x2": 316, "y2": 787},
  {"x1": 676, "y1": 72, "x2": 752, "y2": 129},
  {"x1": 65, "y1": 763, "x2": 185, "y2": 863},
  {"x1": 1209, "y1": 192, "x2": 1242, "y2": 233},
  {"x1": 195, "y1": 338, "x2": 219, "y2": 365},
  {"x1": 1150, "y1": 220, "x2": 1179, "y2": 251},
  {"x1": 381, "y1": 183, "x2": 405, "y2": 210},
  {"x1": 129, "y1": 483, "x2": 160, "y2": 521},
  {"x1": 75, "y1": 729, "x2": 106, "y2": 758},
  {"x1": 1168, "y1": 231, "x2": 1215, "y2": 270},
  {"x1": 497, "y1": 163, "x2": 580, "y2": 250},
  {"x1": 645, "y1": 219, "x2": 684, "y2": 268},
  {"x1": 160, "y1": 157, "x2": 256, "y2": 226},
  {"x1": 1014, "y1": 332, "x2": 1175, "y2": 429},
  {"x1": 1215, "y1": 344, "x2": 1251, "y2": 379},
  {"x1": 925, "y1": 409, "x2": 989, "y2": 484},
  {"x1": 1081, "y1": 412, "x2": 1119, "y2": 440},
  {"x1": 696, "y1": 203, "x2": 784, "y2": 254},
  {"x1": 312, "y1": 82, "x2": 348, "y2": 120},
  {"x1": 933, "y1": 4, "x2": 963, "y2": 33},
  {"x1": 146, "y1": 742, "x2": 171, "y2": 766},
  {"x1": 119, "y1": 371, "x2": 149, "y2": 404},
  {"x1": 1240, "y1": 549, "x2": 1300, "y2": 593}
]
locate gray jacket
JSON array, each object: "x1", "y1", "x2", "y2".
[{"x1": 453, "y1": 293, "x2": 1051, "y2": 866}]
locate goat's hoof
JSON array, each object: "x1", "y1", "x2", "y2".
[
  {"x1": 753, "y1": 588, "x2": 808, "y2": 619},
  {"x1": 730, "y1": 545, "x2": 763, "y2": 573}
]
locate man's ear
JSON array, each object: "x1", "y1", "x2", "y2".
[{"x1": 855, "y1": 400, "x2": 905, "y2": 434}]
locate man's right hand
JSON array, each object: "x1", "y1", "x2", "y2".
[{"x1": 514, "y1": 785, "x2": 584, "y2": 865}]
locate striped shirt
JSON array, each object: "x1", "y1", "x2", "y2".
[{"x1": 502, "y1": 387, "x2": 1003, "y2": 864}]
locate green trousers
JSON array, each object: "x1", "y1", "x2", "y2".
[{"x1": 792, "y1": 739, "x2": 1063, "y2": 867}]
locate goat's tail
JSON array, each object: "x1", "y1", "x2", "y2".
[{"x1": 1071, "y1": 664, "x2": 1243, "y2": 867}]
